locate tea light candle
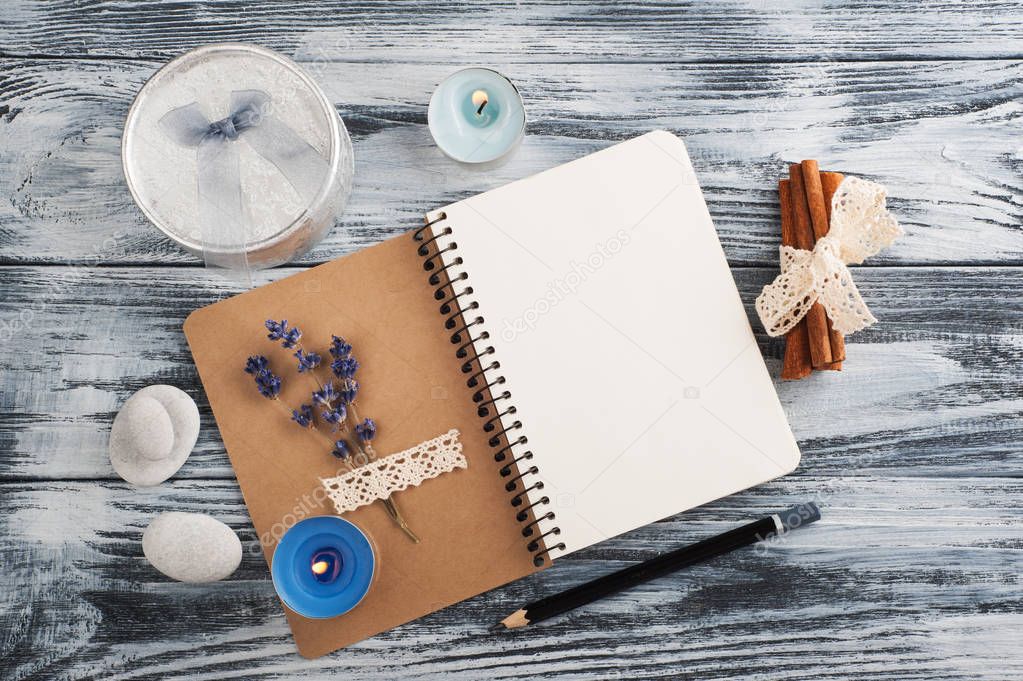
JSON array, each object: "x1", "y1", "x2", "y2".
[
  {"x1": 428, "y1": 68, "x2": 526, "y2": 165},
  {"x1": 270, "y1": 516, "x2": 375, "y2": 619}
]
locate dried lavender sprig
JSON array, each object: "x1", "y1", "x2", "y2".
[
  {"x1": 355, "y1": 417, "x2": 376, "y2": 443},
  {"x1": 331, "y1": 356, "x2": 359, "y2": 380},
  {"x1": 244, "y1": 356, "x2": 282, "y2": 400},
  {"x1": 265, "y1": 319, "x2": 301, "y2": 349},
  {"x1": 291, "y1": 404, "x2": 315, "y2": 428},
  {"x1": 312, "y1": 382, "x2": 339, "y2": 406},
  {"x1": 265, "y1": 319, "x2": 288, "y2": 342},
  {"x1": 266, "y1": 320, "x2": 319, "y2": 374},
  {"x1": 339, "y1": 379, "x2": 359, "y2": 405},
  {"x1": 295, "y1": 348, "x2": 322, "y2": 373},
  {"x1": 321, "y1": 404, "x2": 347, "y2": 432},
  {"x1": 328, "y1": 335, "x2": 352, "y2": 359},
  {"x1": 244, "y1": 355, "x2": 269, "y2": 375}
]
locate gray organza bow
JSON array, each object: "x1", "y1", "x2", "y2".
[{"x1": 159, "y1": 90, "x2": 328, "y2": 271}]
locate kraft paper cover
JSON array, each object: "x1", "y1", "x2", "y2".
[{"x1": 183, "y1": 231, "x2": 540, "y2": 658}]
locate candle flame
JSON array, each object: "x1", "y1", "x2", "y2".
[
  {"x1": 311, "y1": 560, "x2": 329, "y2": 576},
  {"x1": 472, "y1": 89, "x2": 489, "y2": 115}
]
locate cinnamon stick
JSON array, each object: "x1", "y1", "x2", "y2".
[
  {"x1": 818, "y1": 170, "x2": 846, "y2": 370},
  {"x1": 778, "y1": 179, "x2": 812, "y2": 380},
  {"x1": 801, "y1": 161, "x2": 846, "y2": 368},
  {"x1": 788, "y1": 164, "x2": 832, "y2": 369}
]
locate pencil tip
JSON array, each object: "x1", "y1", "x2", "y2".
[
  {"x1": 489, "y1": 608, "x2": 529, "y2": 631},
  {"x1": 488, "y1": 622, "x2": 507, "y2": 633}
]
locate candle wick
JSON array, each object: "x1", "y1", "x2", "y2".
[{"x1": 476, "y1": 99, "x2": 487, "y2": 116}]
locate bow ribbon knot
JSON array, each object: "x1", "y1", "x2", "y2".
[
  {"x1": 756, "y1": 176, "x2": 903, "y2": 337},
  {"x1": 209, "y1": 115, "x2": 242, "y2": 140}
]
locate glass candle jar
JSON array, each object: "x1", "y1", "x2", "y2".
[{"x1": 122, "y1": 44, "x2": 354, "y2": 271}]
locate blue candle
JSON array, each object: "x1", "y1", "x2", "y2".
[
  {"x1": 270, "y1": 516, "x2": 375, "y2": 619},
  {"x1": 428, "y1": 68, "x2": 526, "y2": 165}
]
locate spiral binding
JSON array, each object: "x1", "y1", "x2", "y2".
[{"x1": 414, "y1": 213, "x2": 566, "y2": 566}]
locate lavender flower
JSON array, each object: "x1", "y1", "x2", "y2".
[
  {"x1": 312, "y1": 382, "x2": 339, "y2": 406},
  {"x1": 328, "y1": 335, "x2": 352, "y2": 359},
  {"x1": 265, "y1": 319, "x2": 288, "y2": 342},
  {"x1": 254, "y1": 369, "x2": 282, "y2": 399},
  {"x1": 266, "y1": 318, "x2": 302, "y2": 349},
  {"x1": 245, "y1": 355, "x2": 281, "y2": 399},
  {"x1": 281, "y1": 326, "x2": 302, "y2": 349},
  {"x1": 332, "y1": 439, "x2": 350, "y2": 460},
  {"x1": 244, "y1": 355, "x2": 269, "y2": 375},
  {"x1": 291, "y1": 404, "x2": 314, "y2": 428},
  {"x1": 355, "y1": 417, "x2": 376, "y2": 442},
  {"x1": 339, "y1": 379, "x2": 359, "y2": 404},
  {"x1": 331, "y1": 356, "x2": 359, "y2": 379},
  {"x1": 321, "y1": 405, "x2": 347, "y2": 430},
  {"x1": 294, "y1": 348, "x2": 322, "y2": 373}
]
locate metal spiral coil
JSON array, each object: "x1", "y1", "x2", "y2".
[{"x1": 413, "y1": 215, "x2": 564, "y2": 566}]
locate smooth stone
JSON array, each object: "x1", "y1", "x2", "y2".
[
  {"x1": 142, "y1": 512, "x2": 242, "y2": 583},
  {"x1": 109, "y1": 385, "x2": 199, "y2": 487}
]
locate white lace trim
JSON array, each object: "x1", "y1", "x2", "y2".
[
  {"x1": 756, "y1": 176, "x2": 903, "y2": 337},
  {"x1": 320, "y1": 429, "x2": 466, "y2": 514}
]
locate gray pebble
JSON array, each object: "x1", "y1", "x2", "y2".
[
  {"x1": 143, "y1": 512, "x2": 242, "y2": 583},
  {"x1": 109, "y1": 385, "x2": 199, "y2": 486}
]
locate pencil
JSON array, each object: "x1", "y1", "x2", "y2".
[{"x1": 491, "y1": 501, "x2": 821, "y2": 631}]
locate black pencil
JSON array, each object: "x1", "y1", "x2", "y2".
[{"x1": 491, "y1": 501, "x2": 821, "y2": 631}]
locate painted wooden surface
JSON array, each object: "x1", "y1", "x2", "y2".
[
  {"x1": 2, "y1": 59, "x2": 1021, "y2": 266},
  {"x1": 1, "y1": 266, "x2": 1019, "y2": 481},
  {"x1": 3, "y1": 478, "x2": 1021, "y2": 680},
  {"x1": 3, "y1": 0, "x2": 1023, "y2": 62},
  {"x1": 1, "y1": 2, "x2": 1021, "y2": 680}
]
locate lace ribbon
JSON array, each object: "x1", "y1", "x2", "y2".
[
  {"x1": 756, "y1": 176, "x2": 903, "y2": 337},
  {"x1": 320, "y1": 430, "x2": 466, "y2": 514}
]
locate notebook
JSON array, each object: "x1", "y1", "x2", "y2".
[{"x1": 184, "y1": 130, "x2": 801, "y2": 657}]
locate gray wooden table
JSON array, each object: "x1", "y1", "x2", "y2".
[{"x1": 2, "y1": 2, "x2": 1021, "y2": 679}]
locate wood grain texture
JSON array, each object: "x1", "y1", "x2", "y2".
[
  {"x1": 2, "y1": 0, "x2": 1023, "y2": 62},
  {"x1": 0, "y1": 266, "x2": 1018, "y2": 482},
  {"x1": 1, "y1": 59, "x2": 1021, "y2": 266},
  {"x1": 2, "y1": 1, "x2": 1022, "y2": 677},
  {"x1": 1, "y1": 478, "x2": 1021, "y2": 681}
]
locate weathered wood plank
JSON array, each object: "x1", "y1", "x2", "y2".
[
  {"x1": 2, "y1": 0, "x2": 1023, "y2": 62},
  {"x1": 1, "y1": 59, "x2": 1020, "y2": 266},
  {"x1": 0, "y1": 266, "x2": 1018, "y2": 481},
  {"x1": 1, "y1": 477, "x2": 1020, "y2": 680}
]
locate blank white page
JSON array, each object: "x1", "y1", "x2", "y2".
[{"x1": 432, "y1": 131, "x2": 800, "y2": 557}]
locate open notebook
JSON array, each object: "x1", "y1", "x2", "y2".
[{"x1": 184, "y1": 130, "x2": 800, "y2": 657}]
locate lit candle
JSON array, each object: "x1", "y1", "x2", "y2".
[
  {"x1": 270, "y1": 516, "x2": 375, "y2": 619},
  {"x1": 428, "y1": 68, "x2": 526, "y2": 165},
  {"x1": 310, "y1": 547, "x2": 343, "y2": 583}
]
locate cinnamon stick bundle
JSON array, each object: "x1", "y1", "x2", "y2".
[
  {"x1": 787, "y1": 165, "x2": 832, "y2": 370},
  {"x1": 779, "y1": 182, "x2": 812, "y2": 380},
  {"x1": 779, "y1": 161, "x2": 846, "y2": 379}
]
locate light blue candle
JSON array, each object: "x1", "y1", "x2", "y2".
[
  {"x1": 270, "y1": 516, "x2": 375, "y2": 619},
  {"x1": 428, "y1": 68, "x2": 526, "y2": 164}
]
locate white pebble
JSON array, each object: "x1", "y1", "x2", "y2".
[
  {"x1": 109, "y1": 385, "x2": 199, "y2": 486},
  {"x1": 143, "y1": 512, "x2": 242, "y2": 583}
]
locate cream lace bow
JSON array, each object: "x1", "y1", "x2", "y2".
[{"x1": 756, "y1": 176, "x2": 903, "y2": 337}]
